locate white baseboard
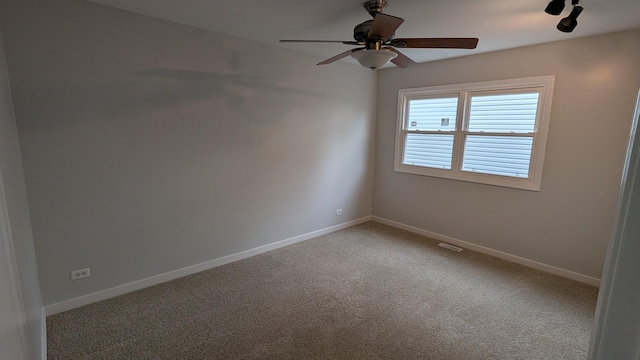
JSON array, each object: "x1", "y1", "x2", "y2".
[
  {"x1": 372, "y1": 216, "x2": 601, "y2": 287},
  {"x1": 40, "y1": 306, "x2": 46, "y2": 360},
  {"x1": 45, "y1": 216, "x2": 372, "y2": 316}
]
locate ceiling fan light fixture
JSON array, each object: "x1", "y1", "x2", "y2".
[
  {"x1": 557, "y1": 5, "x2": 583, "y2": 32},
  {"x1": 281, "y1": 0, "x2": 478, "y2": 69},
  {"x1": 351, "y1": 49, "x2": 398, "y2": 70},
  {"x1": 544, "y1": 0, "x2": 565, "y2": 15}
]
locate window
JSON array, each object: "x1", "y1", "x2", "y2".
[{"x1": 394, "y1": 76, "x2": 555, "y2": 191}]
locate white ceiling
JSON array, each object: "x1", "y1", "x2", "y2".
[{"x1": 87, "y1": 0, "x2": 640, "y2": 67}]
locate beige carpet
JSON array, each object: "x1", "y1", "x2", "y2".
[{"x1": 47, "y1": 222, "x2": 598, "y2": 359}]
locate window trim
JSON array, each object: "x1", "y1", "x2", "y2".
[{"x1": 394, "y1": 75, "x2": 555, "y2": 191}]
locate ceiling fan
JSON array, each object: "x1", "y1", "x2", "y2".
[{"x1": 280, "y1": 0, "x2": 478, "y2": 70}]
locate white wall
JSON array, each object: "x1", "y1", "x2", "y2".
[
  {"x1": 0, "y1": 28, "x2": 44, "y2": 360},
  {"x1": 0, "y1": 0, "x2": 376, "y2": 306},
  {"x1": 373, "y1": 29, "x2": 640, "y2": 279}
]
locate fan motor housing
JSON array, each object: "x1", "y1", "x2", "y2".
[
  {"x1": 353, "y1": 19, "x2": 394, "y2": 43},
  {"x1": 353, "y1": 20, "x2": 373, "y2": 42}
]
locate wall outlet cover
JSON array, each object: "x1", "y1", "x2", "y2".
[{"x1": 71, "y1": 268, "x2": 91, "y2": 280}]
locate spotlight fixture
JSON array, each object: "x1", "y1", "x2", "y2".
[
  {"x1": 544, "y1": 0, "x2": 565, "y2": 16},
  {"x1": 545, "y1": 0, "x2": 583, "y2": 33},
  {"x1": 557, "y1": 5, "x2": 584, "y2": 33}
]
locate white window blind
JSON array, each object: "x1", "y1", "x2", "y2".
[
  {"x1": 406, "y1": 97, "x2": 458, "y2": 131},
  {"x1": 467, "y1": 93, "x2": 539, "y2": 133},
  {"x1": 404, "y1": 134, "x2": 454, "y2": 169},
  {"x1": 461, "y1": 136, "x2": 533, "y2": 177},
  {"x1": 403, "y1": 96, "x2": 458, "y2": 169},
  {"x1": 394, "y1": 76, "x2": 554, "y2": 191},
  {"x1": 460, "y1": 92, "x2": 540, "y2": 178}
]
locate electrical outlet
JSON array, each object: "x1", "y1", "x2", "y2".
[
  {"x1": 336, "y1": 209, "x2": 343, "y2": 215},
  {"x1": 71, "y1": 268, "x2": 91, "y2": 280}
]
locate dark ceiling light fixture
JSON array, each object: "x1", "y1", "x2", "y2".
[
  {"x1": 557, "y1": 3, "x2": 584, "y2": 32},
  {"x1": 545, "y1": 0, "x2": 583, "y2": 33},
  {"x1": 544, "y1": 0, "x2": 566, "y2": 16}
]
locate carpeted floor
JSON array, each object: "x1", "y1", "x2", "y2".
[{"x1": 47, "y1": 222, "x2": 598, "y2": 359}]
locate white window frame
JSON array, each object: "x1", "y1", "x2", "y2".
[{"x1": 394, "y1": 75, "x2": 555, "y2": 191}]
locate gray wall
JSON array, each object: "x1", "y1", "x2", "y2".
[
  {"x1": 0, "y1": 0, "x2": 376, "y2": 305},
  {"x1": 589, "y1": 90, "x2": 640, "y2": 359},
  {"x1": 0, "y1": 29, "x2": 43, "y2": 360},
  {"x1": 373, "y1": 29, "x2": 640, "y2": 279}
]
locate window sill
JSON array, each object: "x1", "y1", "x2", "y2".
[{"x1": 394, "y1": 163, "x2": 542, "y2": 191}]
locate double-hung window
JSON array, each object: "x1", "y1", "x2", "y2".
[{"x1": 394, "y1": 76, "x2": 555, "y2": 191}]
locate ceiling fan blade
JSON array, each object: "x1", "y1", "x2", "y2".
[
  {"x1": 390, "y1": 38, "x2": 479, "y2": 49},
  {"x1": 368, "y1": 13, "x2": 404, "y2": 41},
  {"x1": 317, "y1": 49, "x2": 357, "y2": 65},
  {"x1": 386, "y1": 48, "x2": 417, "y2": 68},
  {"x1": 280, "y1": 40, "x2": 361, "y2": 45}
]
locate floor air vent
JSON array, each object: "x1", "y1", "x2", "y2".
[{"x1": 438, "y1": 243, "x2": 463, "y2": 252}]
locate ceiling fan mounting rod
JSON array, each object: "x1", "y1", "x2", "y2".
[
  {"x1": 364, "y1": 0, "x2": 387, "y2": 17},
  {"x1": 365, "y1": 41, "x2": 383, "y2": 50}
]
